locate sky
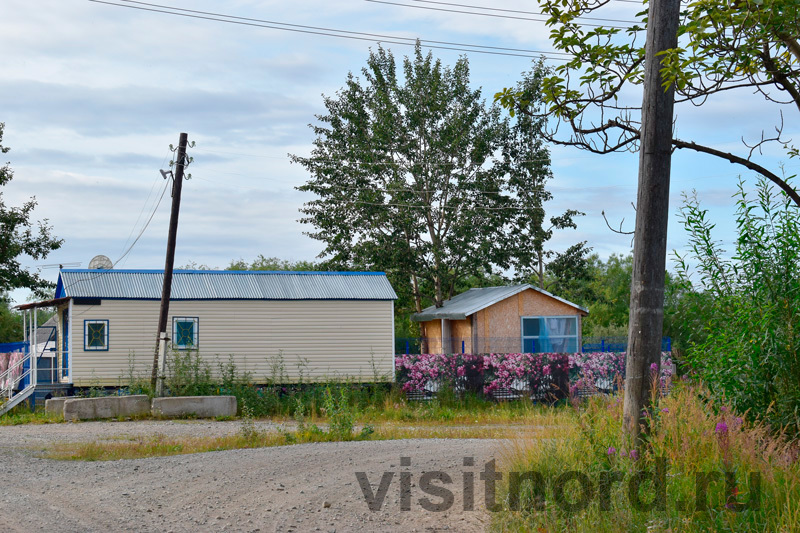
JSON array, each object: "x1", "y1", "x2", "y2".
[{"x1": 2, "y1": 0, "x2": 798, "y2": 304}]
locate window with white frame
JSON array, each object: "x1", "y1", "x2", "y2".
[
  {"x1": 172, "y1": 317, "x2": 199, "y2": 349},
  {"x1": 521, "y1": 316, "x2": 578, "y2": 353},
  {"x1": 84, "y1": 320, "x2": 109, "y2": 351}
]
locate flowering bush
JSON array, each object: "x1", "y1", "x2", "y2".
[{"x1": 395, "y1": 351, "x2": 673, "y2": 399}]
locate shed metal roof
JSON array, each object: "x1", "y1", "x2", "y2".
[
  {"x1": 411, "y1": 284, "x2": 588, "y2": 321},
  {"x1": 56, "y1": 269, "x2": 397, "y2": 301}
]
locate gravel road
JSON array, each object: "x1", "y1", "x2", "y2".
[{"x1": 0, "y1": 420, "x2": 503, "y2": 532}]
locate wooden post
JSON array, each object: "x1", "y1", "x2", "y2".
[
  {"x1": 622, "y1": 0, "x2": 680, "y2": 443},
  {"x1": 151, "y1": 132, "x2": 189, "y2": 394}
]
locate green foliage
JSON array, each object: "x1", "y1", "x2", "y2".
[
  {"x1": 0, "y1": 294, "x2": 22, "y2": 343},
  {"x1": 227, "y1": 255, "x2": 322, "y2": 272},
  {"x1": 0, "y1": 123, "x2": 63, "y2": 296},
  {"x1": 494, "y1": 0, "x2": 800, "y2": 183},
  {"x1": 674, "y1": 178, "x2": 800, "y2": 435},
  {"x1": 323, "y1": 386, "x2": 355, "y2": 440},
  {"x1": 292, "y1": 43, "x2": 573, "y2": 315},
  {"x1": 164, "y1": 350, "x2": 215, "y2": 396}
]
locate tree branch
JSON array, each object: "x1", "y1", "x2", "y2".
[{"x1": 673, "y1": 137, "x2": 800, "y2": 207}]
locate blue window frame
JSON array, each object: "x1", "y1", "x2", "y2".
[
  {"x1": 172, "y1": 317, "x2": 199, "y2": 349},
  {"x1": 84, "y1": 319, "x2": 109, "y2": 351},
  {"x1": 521, "y1": 316, "x2": 578, "y2": 353}
]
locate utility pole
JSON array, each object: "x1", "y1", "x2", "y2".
[
  {"x1": 622, "y1": 0, "x2": 680, "y2": 443},
  {"x1": 151, "y1": 132, "x2": 189, "y2": 394}
]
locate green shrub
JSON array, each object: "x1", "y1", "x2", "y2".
[{"x1": 674, "y1": 177, "x2": 800, "y2": 435}]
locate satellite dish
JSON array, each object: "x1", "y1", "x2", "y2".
[{"x1": 88, "y1": 255, "x2": 113, "y2": 270}]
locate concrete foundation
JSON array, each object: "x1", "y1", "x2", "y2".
[
  {"x1": 63, "y1": 395, "x2": 150, "y2": 421},
  {"x1": 45, "y1": 398, "x2": 67, "y2": 415},
  {"x1": 151, "y1": 396, "x2": 237, "y2": 418}
]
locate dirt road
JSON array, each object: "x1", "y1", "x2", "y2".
[{"x1": 0, "y1": 421, "x2": 504, "y2": 532}]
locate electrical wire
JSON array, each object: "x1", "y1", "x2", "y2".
[
  {"x1": 89, "y1": 0, "x2": 574, "y2": 60},
  {"x1": 364, "y1": 0, "x2": 639, "y2": 29},
  {"x1": 403, "y1": 0, "x2": 642, "y2": 22},
  {"x1": 117, "y1": 158, "x2": 166, "y2": 261}
]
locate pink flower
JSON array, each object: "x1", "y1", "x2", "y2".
[{"x1": 716, "y1": 421, "x2": 728, "y2": 434}]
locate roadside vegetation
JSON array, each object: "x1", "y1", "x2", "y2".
[{"x1": 492, "y1": 383, "x2": 800, "y2": 532}]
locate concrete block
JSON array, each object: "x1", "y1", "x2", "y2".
[
  {"x1": 151, "y1": 396, "x2": 237, "y2": 418},
  {"x1": 45, "y1": 397, "x2": 67, "y2": 415},
  {"x1": 63, "y1": 395, "x2": 150, "y2": 421}
]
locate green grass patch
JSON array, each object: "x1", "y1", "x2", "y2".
[{"x1": 0, "y1": 405, "x2": 63, "y2": 426}]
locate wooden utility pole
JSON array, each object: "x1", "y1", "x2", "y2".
[
  {"x1": 622, "y1": 0, "x2": 680, "y2": 442},
  {"x1": 151, "y1": 132, "x2": 189, "y2": 394}
]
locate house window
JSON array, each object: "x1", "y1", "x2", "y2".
[
  {"x1": 172, "y1": 317, "x2": 198, "y2": 349},
  {"x1": 521, "y1": 316, "x2": 578, "y2": 353},
  {"x1": 84, "y1": 320, "x2": 109, "y2": 351}
]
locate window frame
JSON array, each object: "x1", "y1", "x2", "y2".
[
  {"x1": 172, "y1": 317, "x2": 199, "y2": 350},
  {"x1": 520, "y1": 315, "x2": 579, "y2": 354},
  {"x1": 84, "y1": 319, "x2": 109, "y2": 351}
]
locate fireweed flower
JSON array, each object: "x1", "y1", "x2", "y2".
[
  {"x1": 629, "y1": 449, "x2": 639, "y2": 461},
  {"x1": 607, "y1": 446, "x2": 616, "y2": 456},
  {"x1": 716, "y1": 421, "x2": 729, "y2": 435}
]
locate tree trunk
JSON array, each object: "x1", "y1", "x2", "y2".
[
  {"x1": 537, "y1": 250, "x2": 544, "y2": 289},
  {"x1": 411, "y1": 273, "x2": 423, "y2": 313},
  {"x1": 623, "y1": 0, "x2": 680, "y2": 443}
]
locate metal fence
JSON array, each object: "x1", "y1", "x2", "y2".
[{"x1": 395, "y1": 336, "x2": 672, "y2": 355}]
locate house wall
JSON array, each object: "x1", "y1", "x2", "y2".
[
  {"x1": 450, "y1": 319, "x2": 472, "y2": 353},
  {"x1": 478, "y1": 289, "x2": 584, "y2": 353},
  {"x1": 420, "y1": 320, "x2": 442, "y2": 353},
  {"x1": 416, "y1": 318, "x2": 472, "y2": 354},
  {"x1": 68, "y1": 299, "x2": 394, "y2": 386}
]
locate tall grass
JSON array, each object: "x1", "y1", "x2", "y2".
[{"x1": 492, "y1": 383, "x2": 800, "y2": 532}]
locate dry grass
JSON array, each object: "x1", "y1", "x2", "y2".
[{"x1": 42, "y1": 417, "x2": 569, "y2": 462}]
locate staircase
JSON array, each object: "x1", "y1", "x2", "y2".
[{"x1": 0, "y1": 349, "x2": 36, "y2": 416}]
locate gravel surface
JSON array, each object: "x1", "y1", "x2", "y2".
[{"x1": 0, "y1": 420, "x2": 503, "y2": 532}]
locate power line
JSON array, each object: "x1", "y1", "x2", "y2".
[
  {"x1": 89, "y1": 0, "x2": 573, "y2": 60},
  {"x1": 63, "y1": 176, "x2": 171, "y2": 291},
  {"x1": 386, "y1": 0, "x2": 642, "y2": 25},
  {"x1": 117, "y1": 150, "x2": 171, "y2": 261},
  {"x1": 365, "y1": 0, "x2": 639, "y2": 29}
]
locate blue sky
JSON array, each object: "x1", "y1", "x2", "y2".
[{"x1": 3, "y1": 0, "x2": 798, "y2": 303}]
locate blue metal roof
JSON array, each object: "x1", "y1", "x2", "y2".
[{"x1": 56, "y1": 269, "x2": 397, "y2": 300}]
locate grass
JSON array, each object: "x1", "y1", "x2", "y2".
[
  {"x1": 0, "y1": 405, "x2": 63, "y2": 425},
  {"x1": 491, "y1": 383, "x2": 800, "y2": 532},
  {"x1": 42, "y1": 420, "x2": 563, "y2": 461}
]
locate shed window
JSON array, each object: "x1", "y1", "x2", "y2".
[
  {"x1": 521, "y1": 316, "x2": 578, "y2": 353},
  {"x1": 84, "y1": 320, "x2": 109, "y2": 351},
  {"x1": 172, "y1": 317, "x2": 198, "y2": 349}
]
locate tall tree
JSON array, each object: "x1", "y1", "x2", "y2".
[
  {"x1": 292, "y1": 45, "x2": 572, "y2": 313},
  {"x1": 505, "y1": 64, "x2": 584, "y2": 288},
  {"x1": 0, "y1": 122, "x2": 63, "y2": 297}
]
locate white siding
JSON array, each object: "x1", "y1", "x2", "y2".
[{"x1": 69, "y1": 299, "x2": 394, "y2": 386}]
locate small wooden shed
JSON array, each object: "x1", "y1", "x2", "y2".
[
  {"x1": 411, "y1": 284, "x2": 588, "y2": 354},
  {"x1": 40, "y1": 269, "x2": 397, "y2": 387}
]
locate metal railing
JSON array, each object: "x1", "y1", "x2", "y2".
[{"x1": 0, "y1": 346, "x2": 33, "y2": 403}]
